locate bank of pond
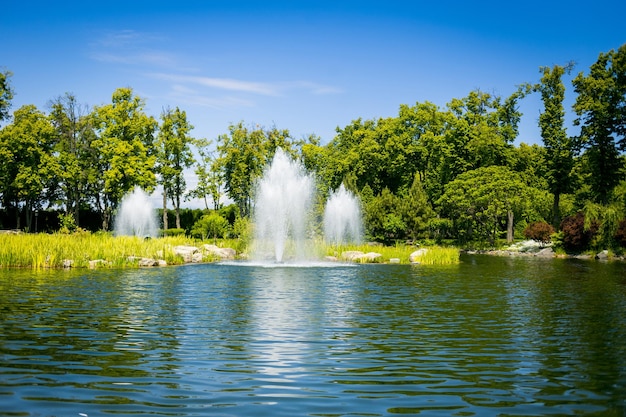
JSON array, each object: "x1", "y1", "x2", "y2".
[{"x1": 0, "y1": 232, "x2": 461, "y2": 269}]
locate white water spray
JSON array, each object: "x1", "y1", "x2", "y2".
[
  {"x1": 114, "y1": 187, "x2": 159, "y2": 238},
  {"x1": 323, "y1": 184, "x2": 363, "y2": 246},
  {"x1": 252, "y1": 149, "x2": 315, "y2": 262}
]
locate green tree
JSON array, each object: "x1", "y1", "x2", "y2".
[
  {"x1": 216, "y1": 122, "x2": 296, "y2": 218},
  {"x1": 156, "y1": 107, "x2": 196, "y2": 230},
  {"x1": 188, "y1": 138, "x2": 222, "y2": 210},
  {"x1": 437, "y1": 166, "x2": 534, "y2": 244},
  {"x1": 48, "y1": 93, "x2": 93, "y2": 227},
  {"x1": 0, "y1": 69, "x2": 14, "y2": 124},
  {"x1": 573, "y1": 44, "x2": 626, "y2": 204},
  {"x1": 398, "y1": 173, "x2": 435, "y2": 241},
  {"x1": 536, "y1": 63, "x2": 576, "y2": 226},
  {"x1": 90, "y1": 88, "x2": 157, "y2": 230},
  {"x1": 364, "y1": 187, "x2": 405, "y2": 242},
  {"x1": 0, "y1": 105, "x2": 59, "y2": 230}
]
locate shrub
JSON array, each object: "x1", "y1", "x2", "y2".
[
  {"x1": 162, "y1": 228, "x2": 185, "y2": 237},
  {"x1": 523, "y1": 221, "x2": 555, "y2": 244},
  {"x1": 190, "y1": 213, "x2": 230, "y2": 240},
  {"x1": 560, "y1": 212, "x2": 597, "y2": 252},
  {"x1": 614, "y1": 219, "x2": 626, "y2": 248}
]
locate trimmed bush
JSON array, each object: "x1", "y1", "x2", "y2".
[
  {"x1": 560, "y1": 212, "x2": 597, "y2": 252},
  {"x1": 523, "y1": 221, "x2": 555, "y2": 244}
]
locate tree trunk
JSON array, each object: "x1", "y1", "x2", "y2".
[
  {"x1": 162, "y1": 190, "x2": 168, "y2": 231},
  {"x1": 507, "y1": 210, "x2": 514, "y2": 243},
  {"x1": 175, "y1": 195, "x2": 181, "y2": 229}
]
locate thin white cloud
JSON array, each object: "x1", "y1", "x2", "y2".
[
  {"x1": 151, "y1": 73, "x2": 279, "y2": 96},
  {"x1": 150, "y1": 72, "x2": 342, "y2": 97},
  {"x1": 169, "y1": 84, "x2": 255, "y2": 109}
]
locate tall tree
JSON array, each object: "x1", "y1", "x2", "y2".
[
  {"x1": 536, "y1": 63, "x2": 576, "y2": 226},
  {"x1": 0, "y1": 69, "x2": 14, "y2": 125},
  {"x1": 0, "y1": 105, "x2": 59, "y2": 230},
  {"x1": 90, "y1": 88, "x2": 157, "y2": 230},
  {"x1": 573, "y1": 44, "x2": 626, "y2": 204},
  {"x1": 188, "y1": 138, "x2": 222, "y2": 210},
  {"x1": 216, "y1": 122, "x2": 296, "y2": 218},
  {"x1": 48, "y1": 93, "x2": 93, "y2": 226},
  {"x1": 156, "y1": 107, "x2": 196, "y2": 229}
]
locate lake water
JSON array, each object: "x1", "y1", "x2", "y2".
[{"x1": 1, "y1": 254, "x2": 626, "y2": 416}]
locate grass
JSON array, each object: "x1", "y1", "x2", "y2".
[
  {"x1": 0, "y1": 232, "x2": 202, "y2": 269},
  {"x1": 325, "y1": 242, "x2": 460, "y2": 265},
  {"x1": 0, "y1": 232, "x2": 460, "y2": 269}
]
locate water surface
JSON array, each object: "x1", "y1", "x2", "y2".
[{"x1": 1, "y1": 254, "x2": 625, "y2": 416}]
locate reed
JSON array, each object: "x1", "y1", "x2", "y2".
[
  {"x1": 0, "y1": 233, "x2": 201, "y2": 269},
  {"x1": 324, "y1": 242, "x2": 459, "y2": 265}
]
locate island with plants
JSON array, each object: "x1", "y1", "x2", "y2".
[{"x1": 1, "y1": 44, "x2": 625, "y2": 268}]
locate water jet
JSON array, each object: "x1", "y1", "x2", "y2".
[{"x1": 114, "y1": 187, "x2": 159, "y2": 238}]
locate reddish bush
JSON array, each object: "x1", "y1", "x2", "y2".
[
  {"x1": 523, "y1": 221, "x2": 555, "y2": 244},
  {"x1": 614, "y1": 219, "x2": 626, "y2": 248},
  {"x1": 559, "y1": 212, "x2": 597, "y2": 252}
]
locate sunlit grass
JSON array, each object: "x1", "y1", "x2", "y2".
[
  {"x1": 0, "y1": 232, "x2": 201, "y2": 269},
  {"x1": 324, "y1": 242, "x2": 460, "y2": 265},
  {"x1": 0, "y1": 233, "x2": 460, "y2": 269}
]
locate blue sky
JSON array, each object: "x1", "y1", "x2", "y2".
[{"x1": 3, "y1": 1, "x2": 625, "y2": 152}]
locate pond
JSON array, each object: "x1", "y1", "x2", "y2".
[{"x1": 1, "y1": 254, "x2": 626, "y2": 416}]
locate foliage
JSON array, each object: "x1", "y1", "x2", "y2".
[
  {"x1": 536, "y1": 63, "x2": 576, "y2": 226},
  {"x1": 156, "y1": 107, "x2": 196, "y2": 229},
  {"x1": 190, "y1": 212, "x2": 230, "y2": 240},
  {"x1": 437, "y1": 166, "x2": 536, "y2": 244},
  {"x1": 614, "y1": 219, "x2": 626, "y2": 248},
  {"x1": 559, "y1": 212, "x2": 598, "y2": 252},
  {"x1": 573, "y1": 44, "x2": 626, "y2": 204},
  {"x1": 90, "y1": 88, "x2": 158, "y2": 230},
  {"x1": 523, "y1": 221, "x2": 555, "y2": 244},
  {"x1": 0, "y1": 69, "x2": 14, "y2": 124}
]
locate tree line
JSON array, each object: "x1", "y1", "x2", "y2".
[{"x1": 1, "y1": 43, "x2": 625, "y2": 252}]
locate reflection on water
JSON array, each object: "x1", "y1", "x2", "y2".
[{"x1": 1, "y1": 255, "x2": 626, "y2": 416}]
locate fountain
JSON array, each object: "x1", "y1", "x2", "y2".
[
  {"x1": 324, "y1": 184, "x2": 363, "y2": 246},
  {"x1": 114, "y1": 187, "x2": 159, "y2": 238},
  {"x1": 252, "y1": 149, "x2": 316, "y2": 263}
]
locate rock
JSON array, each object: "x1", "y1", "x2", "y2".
[
  {"x1": 88, "y1": 259, "x2": 110, "y2": 269},
  {"x1": 409, "y1": 249, "x2": 428, "y2": 263},
  {"x1": 596, "y1": 250, "x2": 609, "y2": 260},
  {"x1": 341, "y1": 251, "x2": 365, "y2": 261},
  {"x1": 389, "y1": 258, "x2": 400, "y2": 264},
  {"x1": 535, "y1": 247, "x2": 555, "y2": 258},
  {"x1": 173, "y1": 245, "x2": 200, "y2": 263},
  {"x1": 324, "y1": 256, "x2": 338, "y2": 262},
  {"x1": 62, "y1": 259, "x2": 74, "y2": 268},
  {"x1": 192, "y1": 252, "x2": 203, "y2": 263},
  {"x1": 203, "y1": 244, "x2": 236, "y2": 260},
  {"x1": 157, "y1": 259, "x2": 168, "y2": 267},
  {"x1": 360, "y1": 252, "x2": 382, "y2": 262},
  {"x1": 138, "y1": 258, "x2": 159, "y2": 267}
]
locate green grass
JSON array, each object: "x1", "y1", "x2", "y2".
[
  {"x1": 0, "y1": 233, "x2": 460, "y2": 269},
  {"x1": 325, "y1": 242, "x2": 460, "y2": 265},
  {"x1": 0, "y1": 232, "x2": 202, "y2": 269}
]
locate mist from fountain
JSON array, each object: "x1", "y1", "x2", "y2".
[
  {"x1": 114, "y1": 187, "x2": 159, "y2": 238},
  {"x1": 323, "y1": 184, "x2": 363, "y2": 246},
  {"x1": 252, "y1": 149, "x2": 316, "y2": 263}
]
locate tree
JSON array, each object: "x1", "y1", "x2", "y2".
[
  {"x1": 190, "y1": 212, "x2": 230, "y2": 241},
  {"x1": 188, "y1": 138, "x2": 222, "y2": 210},
  {"x1": 156, "y1": 107, "x2": 195, "y2": 230},
  {"x1": 573, "y1": 44, "x2": 626, "y2": 204},
  {"x1": 48, "y1": 93, "x2": 93, "y2": 226},
  {"x1": 437, "y1": 166, "x2": 534, "y2": 244},
  {"x1": 0, "y1": 105, "x2": 59, "y2": 230},
  {"x1": 398, "y1": 173, "x2": 434, "y2": 241},
  {"x1": 536, "y1": 63, "x2": 576, "y2": 226},
  {"x1": 90, "y1": 88, "x2": 157, "y2": 230},
  {"x1": 0, "y1": 69, "x2": 14, "y2": 125},
  {"x1": 216, "y1": 122, "x2": 296, "y2": 218},
  {"x1": 364, "y1": 187, "x2": 405, "y2": 242}
]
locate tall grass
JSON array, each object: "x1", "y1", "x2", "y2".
[
  {"x1": 325, "y1": 242, "x2": 460, "y2": 265},
  {"x1": 0, "y1": 233, "x2": 200, "y2": 269}
]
